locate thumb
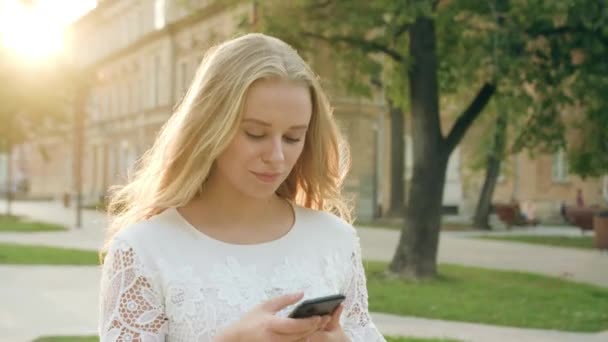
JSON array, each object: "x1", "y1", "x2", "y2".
[{"x1": 260, "y1": 292, "x2": 304, "y2": 313}]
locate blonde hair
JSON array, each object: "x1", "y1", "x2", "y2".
[{"x1": 104, "y1": 33, "x2": 351, "y2": 250}]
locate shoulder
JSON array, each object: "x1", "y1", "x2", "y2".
[
  {"x1": 107, "y1": 208, "x2": 187, "y2": 259},
  {"x1": 295, "y1": 205, "x2": 358, "y2": 248}
]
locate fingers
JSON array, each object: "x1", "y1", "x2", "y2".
[
  {"x1": 261, "y1": 292, "x2": 304, "y2": 312},
  {"x1": 324, "y1": 303, "x2": 344, "y2": 331},
  {"x1": 269, "y1": 315, "x2": 322, "y2": 335}
]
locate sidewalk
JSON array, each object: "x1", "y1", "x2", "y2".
[{"x1": 1, "y1": 200, "x2": 607, "y2": 341}]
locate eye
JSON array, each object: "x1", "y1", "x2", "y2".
[
  {"x1": 245, "y1": 132, "x2": 265, "y2": 140},
  {"x1": 283, "y1": 136, "x2": 302, "y2": 144}
]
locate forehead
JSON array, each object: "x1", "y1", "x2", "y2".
[{"x1": 242, "y1": 78, "x2": 312, "y2": 125}]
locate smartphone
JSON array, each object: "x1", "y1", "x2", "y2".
[{"x1": 288, "y1": 294, "x2": 346, "y2": 319}]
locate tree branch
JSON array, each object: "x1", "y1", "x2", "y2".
[
  {"x1": 394, "y1": 23, "x2": 410, "y2": 38},
  {"x1": 301, "y1": 31, "x2": 405, "y2": 62},
  {"x1": 445, "y1": 83, "x2": 496, "y2": 153}
]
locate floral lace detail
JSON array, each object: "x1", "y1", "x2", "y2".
[
  {"x1": 342, "y1": 235, "x2": 386, "y2": 342},
  {"x1": 100, "y1": 230, "x2": 385, "y2": 341},
  {"x1": 99, "y1": 239, "x2": 168, "y2": 342}
]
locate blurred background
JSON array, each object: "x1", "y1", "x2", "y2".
[{"x1": 0, "y1": 1, "x2": 607, "y2": 342}]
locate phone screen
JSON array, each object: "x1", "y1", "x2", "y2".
[{"x1": 288, "y1": 294, "x2": 345, "y2": 319}]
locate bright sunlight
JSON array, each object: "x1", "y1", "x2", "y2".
[{"x1": 0, "y1": 0, "x2": 96, "y2": 63}]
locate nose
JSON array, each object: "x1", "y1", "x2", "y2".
[{"x1": 263, "y1": 136, "x2": 285, "y2": 163}]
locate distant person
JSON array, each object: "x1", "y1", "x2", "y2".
[
  {"x1": 98, "y1": 34, "x2": 385, "y2": 341},
  {"x1": 576, "y1": 188, "x2": 585, "y2": 207},
  {"x1": 603, "y1": 176, "x2": 608, "y2": 204}
]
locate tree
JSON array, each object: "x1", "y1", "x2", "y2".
[
  {"x1": 0, "y1": 49, "x2": 83, "y2": 215},
  {"x1": 472, "y1": 0, "x2": 608, "y2": 227},
  {"x1": 258, "y1": 0, "x2": 495, "y2": 279}
]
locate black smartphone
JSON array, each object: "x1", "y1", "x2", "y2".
[{"x1": 288, "y1": 294, "x2": 346, "y2": 319}]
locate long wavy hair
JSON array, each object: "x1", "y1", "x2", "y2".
[{"x1": 104, "y1": 33, "x2": 352, "y2": 250}]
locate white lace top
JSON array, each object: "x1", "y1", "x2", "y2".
[{"x1": 99, "y1": 205, "x2": 386, "y2": 342}]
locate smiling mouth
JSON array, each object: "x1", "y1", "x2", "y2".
[{"x1": 251, "y1": 171, "x2": 282, "y2": 183}]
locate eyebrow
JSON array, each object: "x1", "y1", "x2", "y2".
[{"x1": 242, "y1": 118, "x2": 308, "y2": 130}]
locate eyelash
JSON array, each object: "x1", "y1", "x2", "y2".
[{"x1": 245, "y1": 132, "x2": 301, "y2": 143}]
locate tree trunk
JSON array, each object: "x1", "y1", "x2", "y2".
[
  {"x1": 6, "y1": 144, "x2": 12, "y2": 216},
  {"x1": 389, "y1": 16, "x2": 496, "y2": 279},
  {"x1": 387, "y1": 99, "x2": 405, "y2": 217},
  {"x1": 473, "y1": 110, "x2": 507, "y2": 229},
  {"x1": 390, "y1": 16, "x2": 445, "y2": 279},
  {"x1": 73, "y1": 86, "x2": 87, "y2": 228},
  {"x1": 473, "y1": 0, "x2": 510, "y2": 229}
]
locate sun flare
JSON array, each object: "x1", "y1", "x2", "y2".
[{"x1": 0, "y1": 0, "x2": 96, "y2": 63}]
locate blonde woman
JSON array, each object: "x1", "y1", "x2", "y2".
[{"x1": 99, "y1": 33, "x2": 385, "y2": 342}]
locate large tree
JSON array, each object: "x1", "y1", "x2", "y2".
[
  {"x1": 258, "y1": 0, "x2": 495, "y2": 279},
  {"x1": 0, "y1": 49, "x2": 84, "y2": 215},
  {"x1": 258, "y1": 0, "x2": 608, "y2": 278}
]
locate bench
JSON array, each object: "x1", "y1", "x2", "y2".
[
  {"x1": 494, "y1": 203, "x2": 538, "y2": 229},
  {"x1": 563, "y1": 206, "x2": 597, "y2": 233}
]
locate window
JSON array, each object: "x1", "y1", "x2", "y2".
[
  {"x1": 153, "y1": 55, "x2": 161, "y2": 106},
  {"x1": 552, "y1": 149, "x2": 569, "y2": 182},
  {"x1": 154, "y1": 0, "x2": 166, "y2": 30},
  {"x1": 179, "y1": 60, "x2": 189, "y2": 95}
]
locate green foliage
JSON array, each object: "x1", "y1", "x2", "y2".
[
  {"x1": 0, "y1": 48, "x2": 86, "y2": 153},
  {"x1": 256, "y1": 0, "x2": 608, "y2": 176}
]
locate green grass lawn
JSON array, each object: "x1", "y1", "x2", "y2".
[
  {"x1": 32, "y1": 337, "x2": 98, "y2": 342},
  {"x1": 0, "y1": 214, "x2": 66, "y2": 232},
  {"x1": 0, "y1": 243, "x2": 99, "y2": 265},
  {"x1": 366, "y1": 261, "x2": 608, "y2": 332},
  {"x1": 386, "y1": 337, "x2": 461, "y2": 342},
  {"x1": 33, "y1": 336, "x2": 458, "y2": 342},
  {"x1": 478, "y1": 235, "x2": 595, "y2": 250}
]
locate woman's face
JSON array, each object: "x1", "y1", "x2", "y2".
[{"x1": 213, "y1": 78, "x2": 312, "y2": 199}]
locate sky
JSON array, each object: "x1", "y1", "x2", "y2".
[{"x1": 0, "y1": 0, "x2": 97, "y2": 61}]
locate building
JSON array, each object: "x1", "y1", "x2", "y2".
[
  {"x1": 21, "y1": 0, "x2": 604, "y2": 222},
  {"x1": 22, "y1": 0, "x2": 397, "y2": 220}
]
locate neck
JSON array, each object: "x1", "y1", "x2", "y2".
[{"x1": 187, "y1": 173, "x2": 281, "y2": 228}]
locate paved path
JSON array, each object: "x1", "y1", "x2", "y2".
[{"x1": 1, "y1": 200, "x2": 607, "y2": 341}]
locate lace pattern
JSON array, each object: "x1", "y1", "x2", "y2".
[
  {"x1": 99, "y1": 239, "x2": 168, "y2": 341},
  {"x1": 99, "y1": 229, "x2": 385, "y2": 341},
  {"x1": 342, "y1": 235, "x2": 386, "y2": 341}
]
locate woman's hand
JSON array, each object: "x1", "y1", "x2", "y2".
[
  {"x1": 309, "y1": 304, "x2": 349, "y2": 342},
  {"x1": 215, "y1": 292, "x2": 332, "y2": 342}
]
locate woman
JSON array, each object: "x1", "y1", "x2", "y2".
[{"x1": 99, "y1": 33, "x2": 385, "y2": 342}]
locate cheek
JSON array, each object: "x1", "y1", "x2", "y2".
[
  {"x1": 286, "y1": 143, "x2": 306, "y2": 165},
  {"x1": 217, "y1": 136, "x2": 261, "y2": 169}
]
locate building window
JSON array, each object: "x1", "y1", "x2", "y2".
[
  {"x1": 152, "y1": 55, "x2": 161, "y2": 107},
  {"x1": 552, "y1": 149, "x2": 569, "y2": 182},
  {"x1": 109, "y1": 85, "x2": 116, "y2": 117},
  {"x1": 124, "y1": 81, "x2": 130, "y2": 114},
  {"x1": 154, "y1": 0, "x2": 166, "y2": 30},
  {"x1": 179, "y1": 60, "x2": 189, "y2": 95}
]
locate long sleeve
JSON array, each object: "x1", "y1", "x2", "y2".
[
  {"x1": 342, "y1": 235, "x2": 386, "y2": 342},
  {"x1": 99, "y1": 238, "x2": 168, "y2": 342}
]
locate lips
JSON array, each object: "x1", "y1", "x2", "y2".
[{"x1": 251, "y1": 171, "x2": 282, "y2": 183}]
